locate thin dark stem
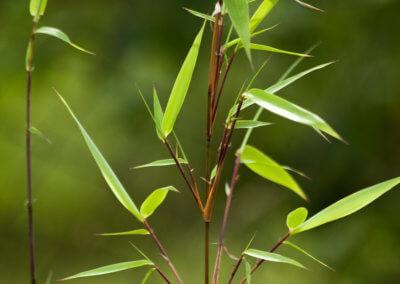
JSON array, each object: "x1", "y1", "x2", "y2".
[
  {"x1": 143, "y1": 220, "x2": 184, "y2": 284},
  {"x1": 163, "y1": 139, "x2": 203, "y2": 212},
  {"x1": 26, "y1": 19, "x2": 38, "y2": 284},
  {"x1": 239, "y1": 232, "x2": 291, "y2": 284},
  {"x1": 155, "y1": 265, "x2": 172, "y2": 284},
  {"x1": 227, "y1": 254, "x2": 243, "y2": 284},
  {"x1": 212, "y1": 152, "x2": 242, "y2": 283}
]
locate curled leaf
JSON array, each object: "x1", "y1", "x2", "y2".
[
  {"x1": 30, "y1": 0, "x2": 47, "y2": 17},
  {"x1": 286, "y1": 207, "x2": 308, "y2": 230}
]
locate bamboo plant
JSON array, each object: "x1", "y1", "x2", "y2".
[
  {"x1": 24, "y1": 1, "x2": 93, "y2": 283},
  {"x1": 56, "y1": 0, "x2": 399, "y2": 283}
]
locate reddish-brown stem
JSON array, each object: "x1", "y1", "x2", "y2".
[
  {"x1": 143, "y1": 220, "x2": 184, "y2": 284},
  {"x1": 163, "y1": 139, "x2": 203, "y2": 212},
  {"x1": 154, "y1": 265, "x2": 172, "y2": 284},
  {"x1": 227, "y1": 254, "x2": 243, "y2": 284},
  {"x1": 239, "y1": 232, "x2": 291, "y2": 284},
  {"x1": 211, "y1": 14, "x2": 225, "y2": 108},
  {"x1": 212, "y1": 151, "x2": 242, "y2": 283}
]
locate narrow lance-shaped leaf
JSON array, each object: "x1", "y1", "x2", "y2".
[
  {"x1": 225, "y1": 24, "x2": 279, "y2": 49},
  {"x1": 132, "y1": 158, "x2": 187, "y2": 169},
  {"x1": 244, "y1": 259, "x2": 252, "y2": 284},
  {"x1": 60, "y1": 260, "x2": 153, "y2": 281},
  {"x1": 56, "y1": 91, "x2": 143, "y2": 222},
  {"x1": 140, "y1": 186, "x2": 179, "y2": 218},
  {"x1": 286, "y1": 207, "x2": 308, "y2": 230},
  {"x1": 184, "y1": 8, "x2": 215, "y2": 22},
  {"x1": 30, "y1": 0, "x2": 47, "y2": 17},
  {"x1": 249, "y1": 43, "x2": 311, "y2": 57},
  {"x1": 295, "y1": 0, "x2": 325, "y2": 13},
  {"x1": 35, "y1": 26, "x2": 95, "y2": 55},
  {"x1": 235, "y1": 120, "x2": 272, "y2": 129},
  {"x1": 249, "y1": 0, "x2": 279, "y2": 32},
  {"x1": 245, "y1": 88, "x2": 344, "y2": 141},
  {"x1": 29, "y1": 126, "x2": 52, "y2": 144},
  {"x1": 142, "y1": 268, "x2": 156, "y2": 284},
  {"x1": 291, "y1": 177, "x2": 400, "y2": 234},
  {"x1": 153, "y1": 87, "x2": 164, "y2": 140},
  {"x1": 162, "y1": 22, "x2": 206, "y2": 137},
  {"x1": 98, "y1": 229, "x2": 150, "y2": 236},
  {"x1": 241, "y1": 145, "x2": 307, "y2": 200},
  {"x1": 245, "y1": 249, "x2": 307, "y2": 269},
  {"x1": 225, "y1": 0, "x2": 252, "y2": 61},
  {"x1": 283, "y1": 241, "x2": 334, "y2": 270}
]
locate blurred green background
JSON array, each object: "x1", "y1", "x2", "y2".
[{"x1": 1, "y1": 0, "x2": 400, "y2": 283}]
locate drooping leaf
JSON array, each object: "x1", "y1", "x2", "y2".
[
  {"x1": 291, "y1": 177, "x2": 400, "y2": 234},
  {"x1": 132, "y1": 158, "x2": 187, "y2": 169},
  {"x1": 60, "y1": 260, "x2": 153, "y2": 281},
  {"x1": 35, "y1": 26, "x2": 95, "y2": 55},
  {"x1": 245, "y1": 249, "x2": 307, "y2": 269},
  {"x1": 30, "y1": 0, "x2": 47, "y2": 17},
  {"x1": 282, "y1": 166, "x2": 311, "y2": 180},
  {"x1": 98, "y1": 229, "x2": 150, "y2": 236},
  {"x1": 153, "y1": 87, "x2": 164, "y2": 140},
  {"x1": 162, "y1": 23, "x2": 206, "y2": 137},
  {"x1": 241, "y1": 145, "x2": 307, "y2": 200},
  {"x1": 235, "y1": 120, "x2": 272, "y2": 129},
  {"x1": 244, "y1": 259, "x2": 252, "y2": 284},
  {"x1": 283, "y1": 241, "x2": 334, "y2": 270},
  {"x1": 56, "y1": 91, "x2": 143, "y2": 222},
  {"x1": 225, "y1": 0, "x2": 252, "y2": 61},
  {"x1": 249, "y1": 43, "x2": 311, "y2": 57},
  {"x1": 286, "y1": 207, "x2": 308, "y2": 230},
  {"x1": 142, "y1": 268, "x2": 156, "y2": 284},
  {"x1": 29, "y1": 126, "x2": 52, "y2": 144},
  {"x1": 184, "y1": 8, "x2": 215, "y2": 22},
  {"x1": 249, "y1": 0, "x2": 279, "y2": 32},
  {"x1": 140, "y1": 186, "x2": 179, "y2": 218},
  {"x1": 245, "y1": 89, "x2": 343, "y2": 141}
]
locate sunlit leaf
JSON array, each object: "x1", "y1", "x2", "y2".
[
  {"x1": 142, "y1": 268, "x2": 156, "y2": 284},
  {"x1": 98, "y1": 229, "x2": 149, "y2": 236},
  {"x1": 244, "y1": 259, "x2": 252, "y2": 284},
  {"x1": 249, "y1": 0, "x2": 279, "y2": 32},
  {"x1": 245, "y1": 89, "x2": 343, "y2": 141},
  {"x1": 29, "y1": 126, "x2": 52, "y2": 144},
  {"x1": 60, "y1": 260, "x2": 153, "y2": 281},
  {"x1": 162, "y1": 22, "x2": 205, "y2": 137},
  {"x1": 241, "y1": 145, "x2": 307, "y2": 200},
  {"x1": 225, "y1": 24, "x2": 278, "y2": 49},
  {"x1": 30, "y1": 0, "x2": 47, "y2": 17},
  {"x1": 235, "y1": 120, "x2": 272, "y2": 129},
  {"x1": 153, "y1": 87, "x2": 164, "y2": 140},
  {"x1": 184, "y1": 7, "x2": 215, "y2": 22},
  {"x1": 283, "y1": 241, "x2": 334, "y2": 270},
  {"x1": 132, "y1": 158, "x2": 187, "y2": 169},
  {"x1": 249, "y1": 43, "x2": 311, "y2": 57},
  {"x1": 140, "y1": 186, "x2": 178, "y2": 218},
  {"x1": 56, "y1": 91, "x2": 143, "y2": 222},
  {"x1": 225, "y1": 0, "x2": 251, "y2": 61},
  {"x1": 292, "y1": 177, "x2": 400, "y2": 234},
  {"x1": 35, "y1": 26, "x2": 95, "y2": 55},
  {"x1": 245, "y1": 249, "x2": 307, "y2": 269},
  {"x1": 286, "y1": 207, "x2": 308, "y2": 230}
]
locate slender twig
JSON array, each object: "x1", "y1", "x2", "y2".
[
  {"x1": 154, "y1": 265, "x2": 172, "y2": 284},
  {"x1": 26, "y1": 17, "x2": 39, "y2": 284},
  {"x1": 143, "y1": 220, "x2": 184, "y2": 284},
  {"x1": 239, "y1": 232, "x2": 291, "y2": 284},
  {"x1": 212, "y1": 151, "x2": 242, "y2": 283},
  {"x1": 163, "y1": 138, "x2": 203, "y2": 212},
  {"x1": 227, "y1": 254, "x2": 243, "y2": 284}
]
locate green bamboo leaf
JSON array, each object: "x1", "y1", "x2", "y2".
[
  {"x1": 153, "y1": 87, "x2": 164, "y2": 140},
  {"x1": 29, "y1": 126, "x2": 52, "y2": 144},
  {"x1": 56, "y1": 91, "x2": 143, "y2": 222},
  {"x1": 292, "y1": 177, "x2": 400, "y2": 234},
  {"x1": 225, "y1": 24, "x2": 278, "y2": 49},
  {"x1": 225, "y1": 0, "x2": 252, "y2": 61},
  {"x1": 244, "y1": 259, "x2": 252, "y2": 284},
  {"x1": 250, "y1": 43, "x2": 311, "y2": 57},
  {"x1": 249, "y1": 0, "x2": 279, "y2": 32},
  {"x1": 60, "y1": 260, "x2": 153, "y2": 281},
  {"x1": 184, "y1": 8, "x2": 215, "y2": 22},
  {"x1": 283, "y1": 241, "x2": 334, "y2": 270},
  {"x1": 30, "y1": 0, "x2": 47, "y2": 17},
  {"x1": 162, "y1": 23, "x2": 205, "y2": 137},
  {"x1": 132, "y1": 158, "x2": 187, "y2": 169},
  {"x1": 35, "y1": 26, "x2": 95, "y2": 55},
  {"x1": 286, "y1": 207, "x2": 308, "y2": 230},
  {"x1": 245, "y1": 249, "x2": 307, "y2": 269},
  {"x1": 211, "y1": 165, "x2": 217, "y2": 180},
  {"x1": 295, "y1": 0, "x2": 325, "y2": 12},
  {"x1": 235, "y1": 120, "x2": 272, "y2": 129},
  {"x1": 140, "y1": 186, "x2": 179, "y2": 218},
  {"x1": 245, "y1": 89, "x2": 343, "y2": 141},
  {"x1": 45, "y1": 270, "x2": 53, "y2": 284},
  {"x1": 142, "y1": 268, "x2": 156, "y2": 284},
  {"x1": 241, "y1": 145, "x2": 307, "y2": 200},
  {"x1": 98, "y1": 229, "x2": 149, "y2": 236}
]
